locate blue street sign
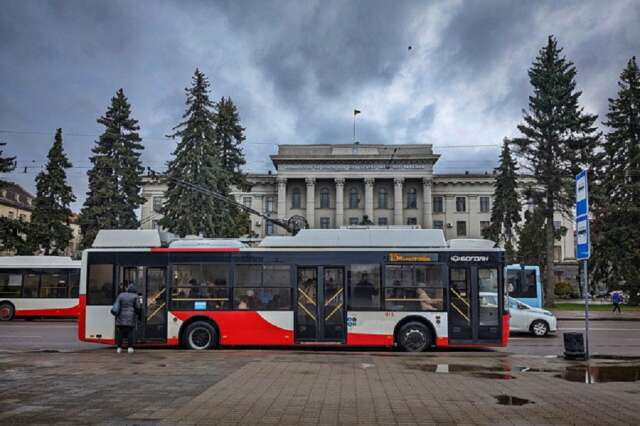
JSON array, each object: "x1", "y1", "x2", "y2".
[{"x1": 575, "y1": 169, "x2": 590, "y2": 260}]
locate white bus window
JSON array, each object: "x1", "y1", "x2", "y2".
[
  {"x1": 0, "y1": 273, "x2": 22, "y2": 297},
  {"x1": 384, "y1": 265, "x2": 443, "y2": 311},
  {"x1": 348, "y1": 264, "x2": 380, "y2": 310},
  {"x1": 40, "y1": 271, "x2": 68, "y2": 298},
  {"x1": 87, "y1": 264, "x2": 114, "y2": 305},
  {"x1": 22, "y1": 272, "x2": 40, "y2": 298}
]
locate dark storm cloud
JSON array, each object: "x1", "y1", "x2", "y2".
[{"x1": 0, "y1": 0, "x2": 638, "y2": 211}]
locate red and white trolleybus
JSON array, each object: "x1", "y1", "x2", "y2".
[
  {"x1": 79, "y1": 228, "x2": 508, "y2": 351},
  {"x1": 0, "y1": 256, "x2": 81, "y2": 321}
]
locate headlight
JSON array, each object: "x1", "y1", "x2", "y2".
[{"x1": 542, "y1": 310, "x2": 554, "y2": 316}]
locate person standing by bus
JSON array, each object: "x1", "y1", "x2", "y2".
[{"x1": 111, "y1": 283, "x2": 142, "y2": 353}]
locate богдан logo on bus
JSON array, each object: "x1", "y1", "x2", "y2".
[{"x1": 450, "y1": 255, "x2": 489, "y2": 262}]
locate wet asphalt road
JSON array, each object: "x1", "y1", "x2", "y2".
[{"x1": 1, "y1": 319, "x2": 640, "y2": 356}]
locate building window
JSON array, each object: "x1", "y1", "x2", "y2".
[
  {"x1": 153, "y1": 197, "x2": 164, "y2": 213},
  {"x1": 480, "y1": 221, "x2": 490, "y2": 231},
  {"x1": 8, "y1": 211, "x2": 14, "y2": 219},
  {"x1": 320, "y1": 217, "x2": 330, "y2": 229},
  {"x1": 456, "y1": 197, "x2": 466, "y2": 212},
  {"x1": 553, "y1": 245, "x2": 562, "y2": 262},
  {"x1": 243, "y1": 197, "x2": 252, "y2": 208},
  {"x1": 378, "y1": 217, "x2": 388, "y2": 226},
  {"x1": 320, "y1": 188, "x2": 330, "y2": 209},
  {"x1": 406, "y1": 188, "x2": 417, "y2": 209},
  {"x1": 433, "y1": 196, "x2": 444, "y2": 213},
  {"x1": 19, "y1": 214, "x2": 26, "y2": 221},
  {"x1": 553, "y1": 220, "x2": 561, "y2": 231},
  {"x1": 265, "y1": 221, "x2": 274, "y2": 235},
  {"x1": 349, "y1": 217, "x2": 359, "y2": 225},
  {"x1": 480, "y1": 196, "x2": 490, "y2": 213},
  {"x1": 433, "y1": 220, "x2": 444, "y2": 229},
  {"x1": 291, "y1": 188, "x2": 302, "y2": 209},
  {"x1": 265, "y1": 196, "x2": 275, "y2": 213},
  {"x1": 151, "y1": 220, "x2": 160, "y2": 230},
  {"x1": 456, "y1": 221, "x2": 467, "y2": 236},
  {"x1": 349, "y1": 188, "x2": 360, "y2": 208},
  {"x1": 407, "y1": 217, "x2": 417, "y2": 225},
  {"x1": 378, "y1": 188, "x2": 388, "y2": 209}
]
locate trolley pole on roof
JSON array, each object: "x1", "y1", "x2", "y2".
[{"x1": 575, "y1": 169, "x2": 590, "y2": 360}]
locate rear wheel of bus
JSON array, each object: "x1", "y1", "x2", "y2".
[
  {"x1": 397, "y1": 321, "x2": 432, "y2": 352},
  {"x1": 184, "y1": 321, "x2": 217, "y2": 350},
  {"x1": 0, "y1": 302, "x2": 15, "y2": 321}
]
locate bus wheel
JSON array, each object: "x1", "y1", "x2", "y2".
[
  {"x1": 398, "y1": 322, "x2": 431, "y2": 352},
  {"x1": 0, "y1": 302, "x2": 15, "y2": 321},
  {"x1": 184, "y1": 321, "x2": 217, "y2": 350},
  {"x1": 530, "y1": 320, "x2": 549, "y2": 337}
]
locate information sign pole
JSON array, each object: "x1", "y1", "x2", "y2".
[{"x1": 575, "y1": 169, "x2": 590, "y2": 360}]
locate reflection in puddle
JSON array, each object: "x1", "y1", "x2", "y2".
[
  {"x1": 494, "y1": 395, "x2": 534, "y2": 406},
  {"x1": 405, "y1": 362, "x2": 515, "y2": 380},
  {"x1": 561, "y1": 365, "x2": 640, "y2": 383}
]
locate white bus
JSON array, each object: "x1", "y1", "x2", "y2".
[
  {"x1": 79, "y1": 229, "x2": 508, "y2": 351},
  {"x1": 0, "y1": 256, "x2": 81, "y2": 321}
]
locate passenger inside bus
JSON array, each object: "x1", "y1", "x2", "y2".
[{"x1": 353, "y1": 272, "x2": 377, "y2": 305}]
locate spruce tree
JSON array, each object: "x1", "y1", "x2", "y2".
[
  {"x1": 512, "y1": 36, "x2": 601, "y2": 307},
  {"x1": 160, "y1": 69, "x2": 245, "y2": 237},
  {"x1": 516, "y1": 207, "x2": 546, "y2": 267},
  {"x1": 592, "y1": 57, "x2": 640, "y2": 304},
  {"x1": 80, "y1": 89, "x2": 145, "y2": 247},
  {"x1": 215, "y1": 96, "x2": 248, "y2": 189},
  {"x1": 483, "y1": 139, "x2": 521, "y2": 262},
  {"x1": 0, "y1": 142, "x2": 16, "y2": 177},
  {"x1": 28, "y1": 129, "x2": 76, "y2": 255}
]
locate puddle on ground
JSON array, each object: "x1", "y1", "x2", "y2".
[
  {"x1": 494, "y1": 395, "x2": 534, "y2": 406},
  {"x1": 560, "y1": 364, "x2": 640, "y2": 383},
  {"x1": 405, "y1": 363, "x2": 515, "y2": 379}
]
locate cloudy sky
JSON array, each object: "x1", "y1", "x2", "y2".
[{"x1": 1, "y1": 0, "x2": 638, "y2": 211}]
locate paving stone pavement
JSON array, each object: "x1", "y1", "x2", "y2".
[{"x1": 1, "y1": 349, "x2": 639, "y2": 425}]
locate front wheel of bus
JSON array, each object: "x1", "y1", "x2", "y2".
[
  {"x1": 398, "y1": 322, "x2": 432, "y2": 352},
  {"x1": 0, "y1": 302, "x2": 15, "y2": 321},
  {"x1": 184, "y1": 321, "x2": 217, "y2": 350}
]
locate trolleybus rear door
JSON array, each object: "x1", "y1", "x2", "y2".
[
  {"x1": 295, "y1": 266, "x2": 346, "y2": 343},
  {"x1": 144, "y1": 268, "x2": 167, "y2": 341},
  {"x1": 448, "y1": 267, "x2": 474, "y2": 341}
]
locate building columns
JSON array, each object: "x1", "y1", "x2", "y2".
[
  {"x1": 306, "y1": 177, "x2": 315, "y2": 227},
  {"x1": 394, "y1": 177, "x2": 404, "y2": 225},
  {"x1": 276, "y1": 177, "x2": 287, "y2": 223},
  {"x1": 422, "y1": 177, "x2": 433, "y2": 229},
  {"x1": 335, "y1": 178, "x2": 345, "y2": 227},
  {"x1": 364, "y1": 177, "x2": 374, "y2": 221}
]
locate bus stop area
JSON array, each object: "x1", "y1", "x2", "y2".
[{"x1": 2, "y1": 321, "x2": 640, "y2": 425}]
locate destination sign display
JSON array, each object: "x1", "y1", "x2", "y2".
[{"x1": 387, "y1": 253, "x2": 437, "y2": 263}]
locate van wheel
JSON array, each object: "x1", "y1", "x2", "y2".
[
  {"x1": 0, "y1": 302, "x2": 15, "y2": 321},
  {"x1": 398, "y1": 322, "x2": 432, "y2": 352},
  {"x1": 184, "y1": 321, "x2": 217, "y2": 350},
  {"x1": 530, "y1": 320, "x2": 549, "y2": 337}
]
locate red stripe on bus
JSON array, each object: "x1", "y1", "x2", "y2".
[
  {"x1": 435, "y1": 337, "x2": 449, "y2": 347},
  {"x1": 15, "y1": 304, "x2": 80, "y2": 318},
  {"x1": 150, "y1": 247, "x2": 241, "y2": 253},
  {"x1": 172, "y1": 311, "x2": 293, "y2": 345},
  {"x1": 501, "y1": 313, "x2": 510, "y2": 347},
  {"x1": 346, "y1": 332, "x2": 394, "y2": 346},
  {"x1": 78, "y1": 295, "x2": 86, "y2": 342}
]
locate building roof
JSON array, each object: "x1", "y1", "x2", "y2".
[{"x1": 0, "y1": 181, "x2": 34, "y2": 211}]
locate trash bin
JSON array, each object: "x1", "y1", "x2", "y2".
[{"x1": 563, "y1": 332, "x2": 585, "y2": 359}]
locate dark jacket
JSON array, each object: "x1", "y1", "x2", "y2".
[{"x1": 111, "y1": 284, "x2": 142, "y2": 327}]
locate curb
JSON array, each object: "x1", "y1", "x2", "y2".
[{"x1": 556, "y1": 316, "x2": 640, "y2": 321}]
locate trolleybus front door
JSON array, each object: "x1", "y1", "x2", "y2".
[{"x1": 295, "y1": 266, "x2": 346, "y2": 343}]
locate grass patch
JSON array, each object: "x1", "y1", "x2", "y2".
[{"x1": 553, "y1": 303, "x2": 640, "y2": 311}]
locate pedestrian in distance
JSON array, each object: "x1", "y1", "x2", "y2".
[
  {"x1": 612, "y1": 291, "x2": 622, "y2": 314},
  {"x1": 111, "y1": 283, "x2": 142, "y2": 353}
]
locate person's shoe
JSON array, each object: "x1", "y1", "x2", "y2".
[
  {"x1": 128, "y1": 347, "x2": 134, "y2": 354},
  {"x1": 116, "y1": 347, "x2": 122, "y2": 354}
]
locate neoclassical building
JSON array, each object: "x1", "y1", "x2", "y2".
[{"x1": 141, "y1": 143, "x2": 577, "y2": 282}]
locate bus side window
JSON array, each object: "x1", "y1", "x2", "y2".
[
  {"x1": 87, "y1": 264, "x2": 114, "y2": 305},
  {"x1": 69, "y1": 270, "x2": 80, "y2": 298},
  {"x1": 523, "y1": 270, "x2": 537, "y2": 298},
  {"x1": 0, "y1": 272, "x2": 23, "y2": 297},
  {"x1": 22, "y1": 271, "x2": 40, "y2": 298}
]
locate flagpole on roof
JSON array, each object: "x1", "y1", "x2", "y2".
[{"x1": 353, "y1": 109, "x2": 361, "y2": 142}]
